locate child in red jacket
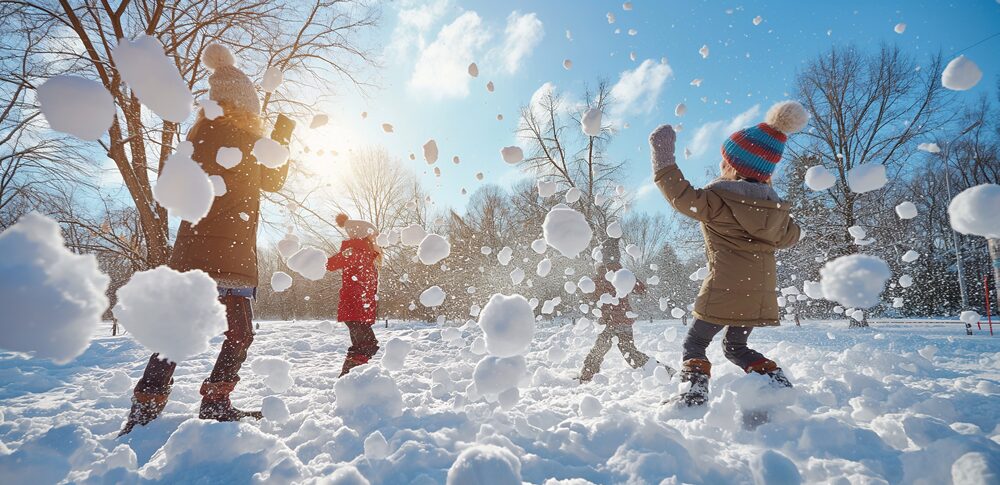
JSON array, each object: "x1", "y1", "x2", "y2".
[{"x1": 327, "y1": 214, "x2": 382, "y2": 376}]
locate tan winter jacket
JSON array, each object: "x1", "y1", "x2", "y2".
[{"x1": 655, "y1": 165, "x2": 800, "y2": 327}]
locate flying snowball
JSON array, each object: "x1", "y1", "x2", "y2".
[
  {"x1": 895, "y1": 201, "x2": 918, "y2": 220},
  {"x1": 497, "y1": 246, "x2": 513, "y2": 266},
  {"x1": 253, "y1": 138, "x2": 290, "y2": 168},
  {"x1": 917, "y1": 142, "x2": 941, "y2": 153},
  {"x1": 894, "y1": 23, "x2": 906, "y2": 34},
  {"x1": 846, "y1": 163, "x2": 887, "y2": 193},
  {"x1": 37, "y1": 76, "x2": 115, "y2": 141},
  {"x1": 606, "y1": 221, "x2": 623, "y2": 238},
  {"x1": 309, "y1": 114, "x2": 329, "y2": 129},
  {"x1": 753, "y1": 15, "x2": 763, "y2": 25},
  {"x1": 581, "y1": 109, "x2": 602, "y2": 137},
  {"x1": 477, "y1": 293, "x2": 535, "y2": 357},
  {"x1": 423, "y1": 139, "x2": 439, "y2": 164},
  {"x1": 805, "y1": 166, "x2": 836, "y2": 191},
  {"x1": 420, "y1": 286, "x2": 446, "y2": 307},
  {"x1": 468, "y1": 62, "x2": 479, "y2": 77},
  {"x1": 152, "y1": 142, "x2": 214, "y2": 224},
  {"x1": 286, "y1": 246, "x2": 327, "y2": 281},
  {"x1": 270, "y1": 271, "x2": 292, "y2": 292},
  {"x1": 543, "y1": 206, "x2": 593, "y2": 258},
  {"x1": 898, "y1": 275, "x2": 914, "y2": 288},
  {"x1": 418, "y1": 234, "x2": 451, "y2": 265},
  {"x1": 216, "y1": 147, "x2": 243, "y2": 169},
  {"x1": 113, "y1": 35, "x2": 193, "y2": 122},
  {"x1": 537, "y1": 180, "x2": 557, "y2": 198},
  {"x1": 565, "y1": 187, "x2": 582, "y2": 203},
  {"x1": 941, "y1": 55, "x2": 983, "y2": 91},
  {"x1": 699, "y1": 45, "x2": 710, "y2": 59},
  {"x1": 901, "y1": 250, "x2": 920, "y2": 263},
  {"x1": 674, "y1": 103, "x2": 687, "y2": 117},
  {"x1": 400, "y1": 224, "x2": 427, "y2": 246},
  {"x1": 611, "y1": 269, "x2": 636, "y2": 297},
  {"x1": 948, "y1": 184, "x2": 1000, "y2": 238},
  {"x1": 563, "y1": 59, "x2": 573, "y2": 70},
  {"x1": 819, "y1": 254, "x2": 891, "y2": 308},
  {"x1": 501, "y1": 146, "x2": 524, "y2": 164},
  {"x1": 261, "y1": 66, "x2": 284, "y2": 93}
]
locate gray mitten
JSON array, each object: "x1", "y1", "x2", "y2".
[{"x1": 649, "y1": 124, "x2": 677, "y2": 173}]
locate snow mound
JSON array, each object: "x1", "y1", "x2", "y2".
[
  {"x1": 820, "y1": 254, "x2": 891, "y2": 309},
  {"x1": 0, "y1": 213, "x2": 109, "y2": 364},
  {"x1": 113, "y1": 267, "x2": 226, "y2": 363},
  {"x1": 37, "y1": 76, "x2": 114, "y2": 141},
  {"x1": 152, "y1": 142, "x2": 214, "y2": 224},
  {"x1": 805, "y1": 165, "x2": 836, "y2": 191},
  {"x1": 261, "y1": 396, "x2": 290, "y2": 423},
  {"x1": 582, "y1": 109, "x2": 602, "y2": 137},
  {"x1": 423, "y1": 139, "x2": 439, "y2": 164},
  {"x1": 400, "y1": 224, "x2": 426, "y2": 247},
  {"x1": 895, "y1": 201, "x2": 918, "y2": 220},
  {"x1": 447, "y1": 444, "x2": 522, "y2": 485},
  {"x1": 478, "y1": 294, "x2": 535, "y2": 357},
  {"x1": 253, "y1": 138, "x2": 290, "y2": 169},
  {"x1": 847, "y1": 164, "x2": 887, "y2": 193},
  {"x1": 270, "y1": 271, "x2": 293, "y2": 292},
  {"x1": 671, "y1": 308, "x2": 685, "y2": 318},
  {"x1": 334, "y1": 365, "x2": 402, "y2": 426},
  {"x1": 543, "y1": 206, "x2": 593, "y2": 258},
  {"x1": 420, "y1": 286, "x2": 446, "y2": 307},
  {"x1": 364, "y1": 430, "x2": 390, "y2": 460},
  {"x1": 948, "y1": 184, "x2": 1000, "y2": 238},
  {"x1": 112, "y1": 35, "x2": 192, "y2": 122},
  {"x1": 501, "y1": 146, "x2": 523, "y2": 164},
  {"x1": 942, "y1": 55, "x2": 983, "y2": 91},
  {"x1": 286, "y1": 246, "x2": 327, "y2": 281},
  {"x1": 251, "y1": 357, "x2": 293, "y2": 393},
  {"x1": 418, "y1": 234, "x2": 451, "y2": 265},
  {"x1": 381, "y1": 337, "x2": 412, "y2": 371}
]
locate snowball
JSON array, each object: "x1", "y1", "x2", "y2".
[
  {"x1": 400, "y1": 224, "x2": 427, "y2": 246},
  {"x1": 917, "y1": 142, "x2": 941, "y2": 153},
  {"x1": 895, "y1": 201, "x2": 918, "y2": 220},
  {"x1": 948, "y1": 184, "x2": 1000, "y2": 238},
  {"x1": 894, "y1": 23, "x2": 906, "y2": 34},
  {"x1": 381, "y1": 337, "x2": 412, "y2": 371},
  {"x1": 447, "y1": 445, "x2": 522, "y2": 485},
  {"x1": 251, "y1": 357, "x2": 293, "y2": 393},
  {"x1": 364, "y1": 431, "x2": 390, "y2": 460},
  {"x1": 112, "y1": 35, "x2": 193, "y2": 122},
  {"x1": 565, "y1": 187, "x2": 582, "y2": 203},
  {"x1": 309, "y1": 114, "x2": 329, "y2": 129},
  {"x1": 941, "y1": 55, "x2": 983, "y2": 91},
  {"x1": 478, "y1": 294, "x2": 535, "y2": 357},
  {"x1": 420, "y1": 286, "x2": 446, "y2": 307},
  {"x1": 536, "y1": 258, "x2": 552, "y2": 277},
  {"x1": 699, "y1": 44, "x2": 709, "y2": 59},
  {"x1": 261, "y1": 396, "x2": 290, "y2": 423},
  {"x1": 805, "y1": 165, "x2": 836, "y2": 191},
  {"x1": 473, "y1": 355, "x2": 527, "y2": 395},
  {"x1": 209, "y1": 175, "x2": 227, "y2": 196},
  {"x1": 803, "y1": 281, "x2": 824, "y2": 299},
  {"x1": 893, "y1": 297, "x2": 904, "y2": 308},
  {"x1": 579, "y1": 395, "x2": 602, "y2": 417},
  {"x1": 261, "y1": 66, "x2": 284, "y2": 93},
  {"x1": 578, "y1": 276, "x2": 596, "y2": 293},
  {"x1": 487, "y1": 81, "x2": 494, "y2": 92},
  {"x1": 625, "y1": 244, "x2": 642, "y2": 259},
  {"x1": 37, "y1": 76, "x2": 114, "y2": 140},
  {"x1": 286, "y1": 246, "x2": 327, "y2": 281},
  {"x1": 819, "y1": 254, "x2": 891, "y2": 308},
  {"x1": 497, "y1": 246, "x2": 513, "y2": 266},
  {"x1": 690, "y1": 266, "x2": 709, "y2": 281},
  {"x1": 253, "y1": 138, "x2": 290, "y2": 169},
  {"x1": 563, "y1": 59, "x2": 573, "y2": 70},
  {"x1": 607, "y1": 12, "x2": 616, "y2": 23},
  {"x1": 501, "y1": 146, "x2": 524, "y2": 164},
  {"x1": 848, "y1": 226, "x2": 867, "y2": 240},
  {"x1": 270, "y1": 271, "x2": 293, "y2": 292},
  {"x1": 481, "y1": 246, "x2": 493, "y2": 255},
  {"x1": 537, "y1": 180, "x2": 557, "y2": 198},
  {"x1": 152, "y1": 142, "x2": 214, "y2": 224},
  {"x1": 847, "y1": 164, "x2": 887, "y2": 193},
  {"x1": 509, "y1": 267, "x2": 525, "y2": 285},
  {"x1": 0, "y1": 213, "x2": 109, "y2": 364},
  {"x1": 417, "y1": 234, "x2": 451, "y2": 265},
  {"x1": 468, "y1": 62, "x2": 479, "y2": 77},
  {"x1": 611, "y1": 269, "x2": 636, "y2": 297},
  {"x1": 334, "y1": 365, "x2": 403, "y2": 425},
  {"x1": 530, "y1": 238, "x2": 547, "y2": 254},
  {"x1": 277, "y1": 233, "x2": 301, "y2": 259},
  {"x1": 671, "y1": 308, "x2": 685, "y2": 318},
  {"x1": 647, "y1": 275, "x2": 660, "y2": 285},
  {"x1": 113, "y1": 267, "x2": 226, "y2": 363},
  {"x1": 423, "y1": 139, "x2": 439, "y2": 164},
  {"x1": 902, "y1": 250, "x2": 920, "y2": 263},
  {"x1": 563, "y1": 281, "x2": 577, "y2": 294},
  {"x1": 898, "y1": 275, "x2": 914, "y2": 288},
  {"x1": 216, "y1": 147, "x2": 243, "y2": 169},
  {"x1": 606, "y1": 221, "x2": 623, "y2": 238},
  {"x1": 622, "y1": 1, "x2": 633, "y2": 10},
  {"x1": 960, "y1": 311, "x2": 981, "y2": 325},
  {"x1": 581, "y1": 108, "x2": 602, "y2": 137},
  {"x1": 752, "y1": 15, "x2": 763, "y2": 25},
  {"x1": 543, "y1": 206, "x2": 593, "y2": 258},
  {"x1": 674, "y1": 103, "x2": 687, "y2": 117}
]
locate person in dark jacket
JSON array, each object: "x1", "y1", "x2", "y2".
[
  {"x1": 120, "y1": 43, "x2": 291, "y2": 435},
  {"x1": 327, "y1": 214, "x2": 382, "y2": 376}
]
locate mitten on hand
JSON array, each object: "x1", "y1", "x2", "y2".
[{"x1": 649, "y1": 124, "x2": 677, "y2": 173}]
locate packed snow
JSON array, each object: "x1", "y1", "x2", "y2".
[
  {"x1": 215, "y1": 146, "x2": 244, "y2": 169},
  {"x1": 112, "y1": 35, "x2": 193, "y2": 123},
  {"x1": 270, "y1": 271, "x2": 293, "y2": 292},
  {"x1": 261, "y1": 66, "x2": 284, "y2": 93},
  {"x1": 500, "y1": 146, "x2": 524, "y2": 164},
  {"x1": 152, "y1": 142, "x2": 215, "y2": 224},
  {"x1": 417, "y1": 234, "x2": 451, "y2": 265},
  {"x1": 400, "y1": 224, "x2": 427, "y2": 246},
  {"x1": 113, "y1": 267, "x2": 226, "y2": 363},
  {"x1": 805, "y1": 165, "x2": 836, "y2": 191},
  {"x1": 38, "y1": 76, "x2": 115, "y2": 141},
  {"x1": 253, "y1": 138, "x2": 290, "y2": 169},
  {"x1": 896, "y1": 201, "x2": 918, "y2": 220},
  {"x1": 941, "y1": 55, "x2": 983, "y2": 91},
  {"x1": 286, "y1": 247, "x2": 328, "y2": 281},
  {"x1": 847, "y1": 163, "x2": 888, "y2": 193},
  {"x1": 542, "y1": 206, "x2": 593, "y2": 258},
  {"x1": 419, "y1": 286, "x2": 446, "y2": 307},
  {"x1": 581, "y1": 108, "x2": 602, "y2": 137},
  {"x1": 947, "y1": 184, "x2": 1000, "y2": 238},
  {"x1": 819, "y1": 254, "x2": 892, "y2": 308},
  {"x1": 477, "y1": 294, "x2": 535, "y2": 358}
]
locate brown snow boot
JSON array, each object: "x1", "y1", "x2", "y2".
[
  {"x1": 198, "y1": 380, "x2": 262, "y2": 421},
  {"x1": 119, "y1": 390, "x2": 169, "y2": 437},
  {"x1": 746, "y1": 359, "x2": 792, "y2": 388},
  {"x1": 666, "y1": 358, "x2": 711, "y2": 407}
]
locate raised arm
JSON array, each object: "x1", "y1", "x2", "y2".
[{"x1": 650, "y1": 125, "x2": 718, "y2": 223}]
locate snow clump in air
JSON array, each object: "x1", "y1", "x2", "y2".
[
  {"x1": 261, "y1": 66, "x2": 284, "y2": 93},
  {"x1": 37, "y1": 76, "x2": 115, "y2": 140},
  {"x1": 400, "y1": 224, "x2": 427, "y2": 246},
  {"x1": 270, "y1": 271, "x2": 293, "y2": 292},
  {"x1": 252, "y1": 138, "x2": 290, "y2": 168},
  {"x1": 152, "y1": 141, "x2": 214, "y2": 224},
  {"x1": 286, "y1": 247, "x2": 327, "y2": 280},
  {"x1": 477, "y1": 293, "x2": 535, "y2": 357},
  {"x1": 113, "y1": 35, "x2": 193, "y2": 122},
  {"x1": 216, "y1": 147, "x2": 243, "y2": 169},
  {"x1": 805, "y1": 166, "x2": 836, "y2": 191},
  {"x1": 537, "y1": 180, "x2": 557, "y2": 198},
  {"x1": 606, "y1": 220, "x2": 623, "y2": 238},
  {"x1": 543, "y1": 206, "x2": 593, "y2": 258},
  {"x1": 0, "y1": 213, "x2": 110, "y2": 364},
  {"x1": 847, "y1": 164, "x2": 888, "y2": 193},
  {"x1": 418, "y1": 234, "x2": 451, "y2": 265},
  {"x1": 277, "y1": 233, "x2": 301, "y2": 259},
  {"x1": 611, "y1": 269, "x2": 637, "y2": 297},
  {"x1": 420, "y1": 286, "x2": 446, "y2": 307},
  {"x1": 819, "y1": 254, "x2": 891, "y2": 308},
  {"x1": 423, "y1": 139, "x2": 439, "y2": 164},
  {"x1": 501, "y1": 146, "x2": 524, "y2": 164},
  {"x1": 581, "y1": 109, "x2": 602, "y2": 137},
  {"x1": 497, "y1": 246, "x2": 514, "y2": 266},
  {"x1": 948, "y1": 184, "x2": 1000, "y2": 238},
  {"x1": 113, "y1": 266, "x2": 226, "y2": 363},
  {"x1": 895, "y1": 201, "x2": 918, "y2": 220},
  {"x1": 941, "y1": 55, "x2": 983, "y2": 91}
]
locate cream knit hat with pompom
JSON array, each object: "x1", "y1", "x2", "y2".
[{"x1": 202, "y1": 43, "x2": 260, "y2": 115}]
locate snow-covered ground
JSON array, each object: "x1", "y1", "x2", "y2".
[{"x1": 0, "y1": 319, "x2": 998, "y2": 484}]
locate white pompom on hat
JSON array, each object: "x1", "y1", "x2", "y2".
[
  {"x1": 764, "y1": 100, "x2": 809, "y2": 135},
  {"x1": 201, "y1": 43, "x2": 260, "y2": 115}
]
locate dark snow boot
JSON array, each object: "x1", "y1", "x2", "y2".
[
  {"x1": 119, "y1": 391, "x2": 169, "y2": 437},
  {"x1": 666, "y1": 359, "x2": 711, "y2": 407},
  {"x1": 746, "y1": 359, "x2": 793, "y2": 389},
  {"x1": 198, "y1": 380, "x2": 262, "y2": 422}
]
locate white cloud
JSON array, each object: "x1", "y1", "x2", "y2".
[
  {"x1": 609, "y1": 59, "x2": 673, "y2": 118},
  {"x1": 635, "y1": 180, "x2": 657, "y2": 199},
  {"x1": 687, "y1": 104, "x2": 761, "y2": 158},
  {"x1": 498, "y1": 11, "x2": 544, "y2": 74},
  {"x1": 409, "y1": 11, "x2": 492, "y2": 99},
  {"x1": 386, "y1": 0, "x2": 453, "y2": 59}
]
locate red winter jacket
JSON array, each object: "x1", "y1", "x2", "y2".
[{"x1": 326, "y1": 238, "x2": 380, "y2": 324}]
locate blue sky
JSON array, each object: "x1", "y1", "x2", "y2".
[{"x1": 297, "y1": 0, "x2": 1000, "y2": 218}]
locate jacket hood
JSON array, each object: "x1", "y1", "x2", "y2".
[{"x1": 706, "y1": 180, "x2": 791, "y2": 245}]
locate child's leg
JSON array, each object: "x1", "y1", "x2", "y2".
[
  {"x1": 340, "y1": 322, "x2": 379, "y2": 376},
  {"x1": 721, "y1": 326, "x2": 768, "y2": 371},
  {"x1": 682, "y1": 319, "x2": 726, "y2": 363},
  {"x1": 579, "y1": 324, "x2": 615, "y2": 381},
  {"x1": 614, "y1": 325, "x2": 650, "y2": 369}
]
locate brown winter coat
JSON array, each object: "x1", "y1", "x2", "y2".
[
  {"x1": 655, "y1": 164, "x2": 800, "y2": 327},
  {"x1": 168, "y1": 114, "x2": 289, "y2": 287}
]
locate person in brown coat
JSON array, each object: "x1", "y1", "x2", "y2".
[
  {"x1": 578, "y1": 256, "x2": 649, "y2": 382},
  {"x1": 121, "y1": 43, "x2": 292, "y2": 435},
  {"x1": 650, "y1": 100, "x2": 808, "y2": 406}
]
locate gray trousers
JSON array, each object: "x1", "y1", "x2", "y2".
[
  {"x1": 580, "y1": 324, "x2": 650, "y2": 380},
  {"x1": 682, "y1": 319, "x2": 766, "y2": 370}
]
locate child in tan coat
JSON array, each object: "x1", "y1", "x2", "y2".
[{"x1": 650, "y1": 101, "x2": 808, "y2": 406}]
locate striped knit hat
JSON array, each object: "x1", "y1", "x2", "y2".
[{"x1": 721, "y1": 101, "x2": 809, "y2": 182}]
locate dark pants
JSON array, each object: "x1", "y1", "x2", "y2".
[
  {"x1": 682, "y1": 319, "x2": 765, "y2": 370},
  {"x1": 580, "y1": 323, "x2": 650, "y2": 380},
  {"x1": 134, "y1": 295, "x2": 254, "y2": 396},
  {"x1": 340, "y1": 321, "x2": 379, "y2": 376}
]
